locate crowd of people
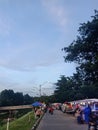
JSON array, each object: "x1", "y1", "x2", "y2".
[
  {"x1": 75, "y1": 104, "x2": 91, "y2": 124},
  {"x1": 33, "y1": 102, "x2": 98, "y2": 130},
  {"x1": 74, "y1": 104, "x2": 98, "y2": 130},
  {"x1": 33, "y1": 104, "x2": 54, "y2": 119}
]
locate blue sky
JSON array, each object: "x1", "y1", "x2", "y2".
[{"x1": 0, "y1": 0, "x2": 98, "y2": 96}]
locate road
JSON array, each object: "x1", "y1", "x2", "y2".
[{"x1": 36, "y1": 110, "x2": 88, "y2": 130}]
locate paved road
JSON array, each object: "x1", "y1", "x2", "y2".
[{"x1": 36, "y1": 110, "x2": 88, "y2": 130}]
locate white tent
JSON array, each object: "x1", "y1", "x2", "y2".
[{"x1": 71, "y1": 98, "x2": 98, "y2": 105}]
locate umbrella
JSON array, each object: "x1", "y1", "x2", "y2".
[{"x1": 32, "y1": 101, "x2": 42, "y2": 107}]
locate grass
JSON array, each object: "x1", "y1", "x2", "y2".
[{"x1": 0, "y1": 111, "x2": 36, "y2": 130}]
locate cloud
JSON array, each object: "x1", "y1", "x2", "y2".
[
  {"x1": 41, "y1": 0, "x2": 67, "y2": 29},
  {"x1": 0, "y1": 0, "x2": 67, "y2": 71},
  {"x1": 0, "y1": 16, "x2": 10, "y2": 36},
  {"x1": 0, "y1": 11, "x2": 14, "y2": 37},
  {"x1": 0, "y1": 41, "x2": 62, "y2": 71}
]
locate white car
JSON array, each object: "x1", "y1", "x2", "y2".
[{"x1": 91, "y1": 103, "x2": 98, "y2": 115}]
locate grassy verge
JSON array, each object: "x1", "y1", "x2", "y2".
[{"x1": 0, "y1": 111, "x2": 36, "y2": 130}]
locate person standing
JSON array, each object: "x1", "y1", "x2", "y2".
[
  {"x1": 84, "y1": 104, "x2": 91, "y2": 123},
  {"x1": 35, "y1": 107, "x2": 42, "y2": 118}
]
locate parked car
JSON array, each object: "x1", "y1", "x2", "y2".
[
  {"x1": 61, "y1": 102, "x2": 75, "y2": 113},
  {"x1": 91, "y1": 102, "x2": 98, "y2": 115}
]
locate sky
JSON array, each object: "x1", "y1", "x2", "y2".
[{"x1": 0, "y1": 0, "x2": 98, "y2": 96}]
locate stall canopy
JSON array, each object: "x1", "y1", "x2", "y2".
[{"x1": 32, "y1": 101, "x2": 42, "y2": 107}]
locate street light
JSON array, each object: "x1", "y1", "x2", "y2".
[
  {"x1": 39, "y1": 85, "x2": 41, "y2": 97},
  {"x1": 39, "y1": 81, "x2": 56, "y2": 97},
  {"x1": 39, "y1": 82, "x2": 48, "y2": 97}
]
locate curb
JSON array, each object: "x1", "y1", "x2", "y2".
[{"x1": 31, "y1": 113, "x2": 44, "y2": 130}]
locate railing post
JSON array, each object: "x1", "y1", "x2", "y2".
[{"x1": 7, "y1": 118, "x2": 9, "y2": 130}]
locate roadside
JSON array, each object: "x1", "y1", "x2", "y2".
[{"x1": 0, "y1": 111, "x2": 36, "y2": 130}]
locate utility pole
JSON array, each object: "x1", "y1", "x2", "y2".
[
  {"x1": 38, "y1": 81, "x2": 55, "y2": 97},
  {"x1": 39, "y1": 85, "x2": 41, "y2": 97}
]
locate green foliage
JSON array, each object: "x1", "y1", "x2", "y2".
[
  {"x1": 54, "y1": 10, "x2": 98, "y2": 102},
  {"x1": 23, "y1": 94, "x2": 33, "y2": 105},
  {"x1": 0, "y1": 89, "x2": 34, "y2": 107},
  {"x1": 0, "y1": 112, "x2": 9, "y2": 126},
  {"x1": 54, "y1": 75, "x2": 79, "y2": 102},
  {"x1": 63, "y1": 10, "x2": 98, "y2": 85},
  {"x1": 0, "y1": 90, "x2": 15, "y2": 106},
  {"x1": 0, "y1": 111, "x2": 36, "y2": 130}
]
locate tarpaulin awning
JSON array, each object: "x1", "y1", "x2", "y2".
[{"x1": 32, "y1": 101, "x2": 42, "y2": 107}]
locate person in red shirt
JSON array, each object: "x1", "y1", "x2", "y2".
[{"x1": 48, "y1": 106, "x2": 54, "y2": 115}]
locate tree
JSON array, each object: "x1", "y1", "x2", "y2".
[
  {"x1": 23, "y1": 94, "x2": 33, "y2": 105},
  {"x1": 0, "y1": 89, "x2": 15, "y2": 106},
  {"x1": 53, "y1": 10, "x2": 98, "y2": 102},
  {"x1": 63, "y1": 10, "x2": 98, "y2": 86},
  {"x1": 0, "y1": 89, "x2": 33, "y2": 106},
  {"x1": 14, "y1": 92, "x2": 24, "y2": 105},
  {"x1": 54, "y1": 75, "x2": 75, "y2": 102},
  {"x1": 54, "y1": 74, "x2": 85, "y2": 102}
]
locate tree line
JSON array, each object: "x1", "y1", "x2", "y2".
[
  {"x1": 0, "y1": 89, "x2": 33, "y2": 107},
  {"x1": 0, "y1": 89, "x2": 53, "y2": 107},
  {"x1": 54, "y1": 10, "x2": 98, "y2": 103}
]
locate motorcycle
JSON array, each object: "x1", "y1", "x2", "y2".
[
  {"x1": 96, "y1": 120, "x2": 98, "y2": 130},
  {"x1": 89, "y1": 119, "x2": 98, "y2": 130},
  {"x1": 89, "y1": 125, "x2": 95, "y2": 130},
  {"x1": 49, "y1": 107, "x2": 54, "y2": 115}
]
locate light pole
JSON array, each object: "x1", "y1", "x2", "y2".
[
  {"x1": 39, "y1": 81, "x2": 56, "y2": 97},
  {"x1": 39, "y1": 85, "x2": 41, "y2": 97},
  {"x1": 39, "y1": 82, "x2": 48, "y2": 97}
]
